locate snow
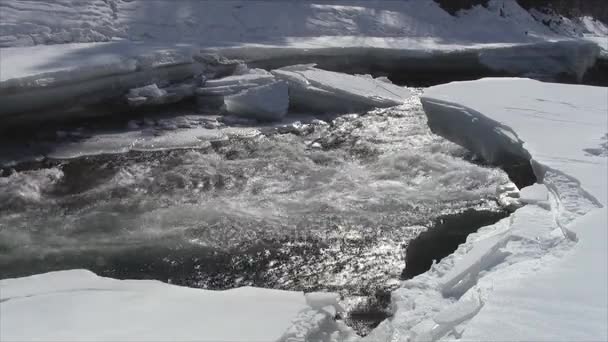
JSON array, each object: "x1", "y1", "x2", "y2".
[
  {"x1": 224, "y1": 80, "x2": 289, "y2": 121},
  {"x1": 378, "y1": 78, "x2": 607, "y2": 341},
  {"x1": 0, "y1": 269, "x2": 351, "y2": 342}
]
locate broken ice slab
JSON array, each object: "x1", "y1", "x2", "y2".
[
  {"x1": 272, "y1": 64, "x2": 412, "y2": 113},
  {"x1": 519, "y1": 183, "x2": 549, "y2": 205},
  {"x1": 439, "y1": 231, "x2": 511, "y2": 298},
  {"x1": 196, "y1": 69, "x2": 279, "y2": 112},
  {"x1": 224, "y1": 81, "x2": 289, "y2": 121},
  {"x1": 126, "y1": 83, "x2": 197, "y2": 107},
  {"x1": 203, "y1": 72, "x2": 275, "y2": 88}
]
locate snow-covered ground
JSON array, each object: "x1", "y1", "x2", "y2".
[
  {"x1": 365, "y1": 78, "x2": 607, "y2": 341},
  {"x1": 0, "y1": 269, "x2": 355, "y2": 341}
]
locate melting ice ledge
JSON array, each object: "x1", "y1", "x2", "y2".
[{"x1": 2, "y1": 76, "x2": 607, "y2": 340}]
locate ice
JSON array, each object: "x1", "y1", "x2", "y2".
[
  {"x1": 0, "y1": 43, "x2": 206, "y2": 125},
  {"x1": 204, "y1": 72, "x2": 275, "y2": 88},
  {"x1": 196, "y1": 84, "x2": 257, "y2": 96},
  {"x1": 128, "y1": 84, "x2": 166, "y2": 98},
  {"x1": 433, "y1": 295, "x2": 482, "y2": 325},
  {"x1": 195, "y1": 71, "x2": 279, "y2": 112},
  {"x1": 272, "y1": 65, "x2": 412, "y2": 113},
  {"x1": 519, "y1": 183, "x2": 549, "y2": 205},
  {"x1": 496, "y1": 181, "x2": 522, "y2": 211},
  {"x1": 126, "y1": 83, "x2": 197, "y2": 107},
  {"x1": 126, "y1": 83, "x2": 167, "y2": 106},
  {"x1": 478, "y1": 40, "x2": 599, "y2": 82},
  {"x1": 0, "y1": 269, "x2": 349, "y2": 342},
  {"x1": 224, "y1": 81, "x2": 289, "y2": 121},
  {"x1": 439, "y1": 231, "x2": 512, "y2": 298},
  {"x1": 305, "y1": 292, "x2": 343, "y2": 312},
  {"x1": 409, "y1": 294, "x2": 483, "y2": 342},
  {"x1": 46, "y1": 126, "x2": 223, "y2": 159}
]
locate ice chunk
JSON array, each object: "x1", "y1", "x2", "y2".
[
  {"x1": 126, "y1": 83, "x2": 196, "y2": 107},
  {"x1": 128, "y1": 84, "x2": 166, "y2": 99},
  {"x1": 196, "y1": 72, "x2": 279, "y2": 112},
  {"x1": 519, "y1": 183, "x2": 549, "y2": 205},
  {"x1": 204, "y1": 73, "x2": 275, "y2": 88},
  {"x1": 196, "y1": 83, "x2": 261, "y2": 96},
  {"x1": 479, "y1": 41, "x2": 599, "y2": 82},
  {"x1": 224, "y1": 81, "x2": 289, "y2": 121},
  {"x1": 440, "y1": 231, "x2": 511, "y2": 298},
  {"x1": 433, "y1": 295, "x2": 482, "y2": 325},
  {"x1": 135, "y1": 49, "x2": 194, "y2": 70},
  {"x1": 496, "y1": 181, "x2": 522, "y2": 211},
  {"x1": 305, "y1": 292, "x2": 342, "y2": 312},
  {"x1": 272, "y1": 65, "x2": 412, "y2": 113}
]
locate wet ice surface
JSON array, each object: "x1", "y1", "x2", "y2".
[{"x1": 0, "y1": 91, "x2": 510, "y2": 334}]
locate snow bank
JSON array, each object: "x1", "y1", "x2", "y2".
[
  {"x1": 0, "y1": 269, "x2": 352, "y2": 342},
  {"x1": 370, "y1": 78, "x2": 607, "y2": 341},
  {"x1": 273, "y1": 65, "x2": 412, "y2": 113}
]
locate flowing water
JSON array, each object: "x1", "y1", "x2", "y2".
[{"x1": 0, "y1": 90, "x2": 512, "y2": 334}]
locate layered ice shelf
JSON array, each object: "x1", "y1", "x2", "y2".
[{"x1": 368, "y1": 78, "x2": 607, "y2": 341}]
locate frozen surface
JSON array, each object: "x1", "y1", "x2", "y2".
[
  {"x1": 0, "y1": 269, "x2": 350, "y2": 342},
  {"x1": 377, "y1": 78, "x2": 607, "y2": 341}
]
